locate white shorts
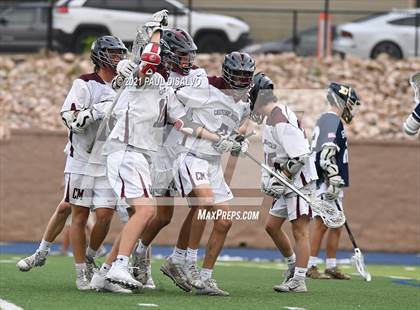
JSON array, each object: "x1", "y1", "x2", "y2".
[
  {"x1": 150, "y1": 148, "x2": 178, "y2": 197},
  {"x1": 107, "y1": 149, "x2": 152, "y2": 200},
  {"x1": 64, "y1": 173, "x2": 117, "y2": 209},
  {"x1": 269, "y1": 182, "x2": 316, "y2": 221},
  {"x1": 174, "y1": 154, "x2": 233, "y2": 205}
]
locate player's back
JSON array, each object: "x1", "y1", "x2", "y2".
[{"x1": 312, "y1": 112, "x2": 349, "y2": 186}]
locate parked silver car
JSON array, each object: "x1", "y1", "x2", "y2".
[{"x1": 0, "y1": 2, "x2": 58, "y2": 51}]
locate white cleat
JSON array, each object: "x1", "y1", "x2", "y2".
[
  {"x1": 106, "y1": 264, "x2": 142, "y2": 290},
  {"x1": 85, "y1": 255, "x2": 98, "y2": 281},
  {"x1": 160, "y1": 257, "x2": 192, "y2": 292},
  {"x1": 90, "y1": 270, "x2": 106, "y2": 291},
  {"x1": 273, "y1": 277, "x2": 307, "y2": 293},
  {"x1": 16, "y1": 250, "x2": 49, "y2": 272},
  {"x1": 76, "y1": 268, "x2": 92, "y2": 291},
  {"x1": 196, "y1": 278, "x2": 230, "y2": 296},
  {"x1": 131, "y1": 253, "x2": 148, "y2": 285},
  {"x1": 91, "y1": 270, "x2": 133, "y2": 293},
  {"x1": 184, "y1": 261, "x2": 205, "y2": 289},
  {"x1": 143, "y1": 275, "x2": 156, "y2": 290},
  {"x1": 282, "y1": 265, "x2": 295, "y2": 284}
]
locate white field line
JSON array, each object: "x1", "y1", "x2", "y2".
[
  {"x1": 137, "y1": 303, "x2": 159, "y2": 307},
  {"x1": 0, "y1": 299, "x2": 23, "y2": 310}
]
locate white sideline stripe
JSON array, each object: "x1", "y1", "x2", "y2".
[
  {"x1": 0, "y1": 260, "x2": 17, "y2": 264},
  {"x1": 138, "y1": 303, "x2": 158, "y2": 307},
  {"x1": 0, "y1": 298, "x2": 24, "y2": 310},
  {"x1": 283, "y1": 307, "x2": 306, "y2": 310}
]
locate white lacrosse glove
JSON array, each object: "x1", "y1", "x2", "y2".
[
  {"x1": 116, "y1": 59, "x2": 136, "y2": 79},
  {"x1": 144, "y1": 9, "x2": 169, "y2": 37},
  {"x1": 261, "y1": 170, "x2": 293, "y2": 198},
  {"x1": 325, "y1": 175, "x2": 345, "y2": 201},
  {"x1": 139, "y1": 43, "x2": 161, "y2": 76},
  {"x1": 230, "y1": 134, "x2": 249, "y2": 157},
  {"x1": 410, "y1": 72, "x2": 420, "y2": 103},
  {"x1": 152, "y1": 9, "x2": 169, "y2": 26},
  {"x1": 213, "y1": 134, "x2": 239, "y2": 153},
  {"x1": 71, "y1": 109, "x2": 101, "y2": 134}
]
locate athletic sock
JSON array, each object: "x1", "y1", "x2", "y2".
[
  {"x1": 75, "y1": 263, "x2": 87, "y2": 274},
  {"x1": 116, "y1": 255, "x2": 129, "y2": 267},
  {"x1": 326, "y1": 258, "x2": 337, "y2": 269},
  {"x1": 171, "y1": 247, "x2": 186, "y2": 264},
  {"x1": 186, "y1": 248, "x2": 198, "y2": 263},
  {"x1": 86, "y1": 246, "x2": 97, "y2": 259},
  {"x1": 201, "y1": 268, "x2": 213, "y2": 281},
  {"x1": 135, "y1": 240, "x2": 149, "y2": 257},
  {"x1": 307, "y1": 256, "x2": 318, "y2": 268},
  {"x1": 38, "y1": 239, "x2": 52, "y2": 252},
  {"x1": 285, "y1": 253, "x2": 296, "y2": 268},
  {"x1": 294, "y1": 267, "x2": 307, "y2": 280},
  {"x1": 100, "y1": 263, "x2": 111, "y2": 275}
]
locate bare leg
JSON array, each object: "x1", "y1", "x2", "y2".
[
  {"x1": 265, "y1": 215, "x2": 294, "y2": 258},
  {"x1": 117, "y1": 198, "x2": 155, "y2": 256},
  {"x1": 70, "y1": 205, "x2": 90, "y2": 264},
  {"x1": 60, "y1": 225, "x2": 71, "y2": 254},
  {"x1": 291, "y1": 215, "x2": 310, "y2": 268},
  {"x1": 202, "y1": 204, "x2": 232, "y2": 269},
  {"x1": 176, "y1": 206, "x2": 198, "y2": 250},
  {"x1": 105, "y1": 234, "x2": 121, "y2": 266},
  {"x1": 310, "y1": 217, "x2": 328, "y2": 257},
  {"x1": 187, "y1": 186, "x2": 214, "y2": 251},
  {"x1": 141, "y1": 198, "x2": 174, "y2": 246},
  {"x1": 88, "y1": 208, "x2": 114, "y2": 251},
  {"x1": 42, "y1": 200, "x2": 72, "y2": 242},
  {"x1": 326, "y1": 227, "x2": 342, "y2": 259}
]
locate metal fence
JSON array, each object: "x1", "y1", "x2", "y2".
[{"x1": 1, "y1": 0, "x2": 419, "y2": 57}]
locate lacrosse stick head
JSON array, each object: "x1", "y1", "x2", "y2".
[
  {"x1": 311, "y1": 198, "x2": 346, "y2": 229},
  {"x1": 132, "y1": 27, "x2": 151, "y2": 64},
  {"x1": 410, "y1": 72, "x2": 420, "y2": 103},
  {"x1": 351, "y1": 248, "x2": 371, "y2": 282}
]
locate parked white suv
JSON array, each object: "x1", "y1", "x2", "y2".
[
  {"x1": 53, "y1": 0, "x2": 251, "y2": 53},
  {"x1": 333, "y1": 9, "x2": 420, "y2": 59}
]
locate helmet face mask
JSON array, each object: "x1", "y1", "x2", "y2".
[
  {"x1": 327, "y1": 83, "x2": 361, "y2": 124},
  {"x1": 249, "y1": 72, "x2": 277, "y2": 124},
  {"x1": 91, "y1": 36, "x2": 128, "y2": 72},
  {"x1": 162, "y1": 28, "x2": 197, "y2": 75},
  {"x1": 222, "y1": 52, "x2": 256, "y2": 96}
]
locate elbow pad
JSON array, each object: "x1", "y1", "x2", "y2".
[{"x1": 320, "y1": 145, "x2": 339, "y2": 178}]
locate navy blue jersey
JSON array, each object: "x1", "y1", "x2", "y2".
[{"x1": 311, "y1": 112, "x2": 349, "y2": 187}]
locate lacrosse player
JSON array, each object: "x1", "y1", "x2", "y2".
[
  {"x1": 59, "y1": 35, "x2": 132, "y2": 291},
  {"x1": 132, "y1": 28, "x2": 205, "y2": 291},
  {"x1": 165, "y1": 52, "x2": 254, "y2": 296},
  {"x1": 307, "y1": 82, "x2": 361, "y2": 280},
  {"x1": 103, "y1": 29, "x2": 190, "y2": 289},
  {"x1": 403, "y1": 72, "x2": 420, "y2": 136},
  {"x1": 248, "y1": 72, "x2": 317, "y2": 293}
]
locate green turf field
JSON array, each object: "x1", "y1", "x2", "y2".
[{"x1": 0, "y1": 254, "x2": 419, "y2": 310}]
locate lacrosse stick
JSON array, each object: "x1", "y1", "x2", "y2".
[
  {"x1": 87, "y1": 11, "x2": 168, "y2": 153},
  {"x1": 410, "y1": 72, "x2": 420, "y2": 103},
  {"x1": 343, "y1": 221, "x2": 372, "y2": 282},
  {"x1": 244, "y1": 150, "x2": 346, "y2": 228}
]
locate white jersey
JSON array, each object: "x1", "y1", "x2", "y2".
[
  {"x1": 176, "y1": 76, "x2": 250, "y2": 158},
  {"x1": 105, "y1": 72, "x2": 185, "y2": 154},
  {"x1": 61, "y1": 73, "x2": 115, "y2": 176},
  {"x1": 162, "y1": 67, "x2": 208, "y2": 157},
  {"x1": 262, "y1": 104, "x2": 317, "y2": 189}
]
